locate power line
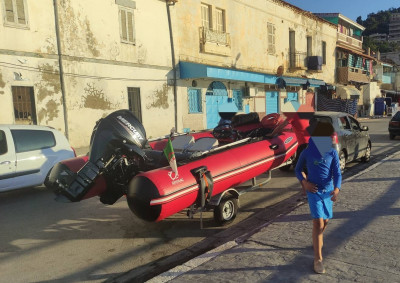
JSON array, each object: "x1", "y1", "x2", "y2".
[{"x1": 0, "y1": 61, "x2": 169, "y2": 82}]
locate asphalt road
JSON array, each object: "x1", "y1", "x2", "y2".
[{"x1": 0, "y1": 117, "x2": 399, "y2": 283}]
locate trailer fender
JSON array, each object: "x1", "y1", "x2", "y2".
[{"x1": 210, "y1": 188, "x2": 240, "y2": 208}]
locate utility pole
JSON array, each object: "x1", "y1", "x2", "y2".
[{"x1": 53, "y1": 0, "x2": 69, "y2": 139}]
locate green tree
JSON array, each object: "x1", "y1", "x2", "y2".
[{"x1": 358, "y1": 7, "x2": 400, "y2": 52}]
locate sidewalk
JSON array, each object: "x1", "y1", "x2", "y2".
[{"x1": 148, "y1": 151, "x2": 400, "y2": 282}]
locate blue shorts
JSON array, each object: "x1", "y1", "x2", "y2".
[{"x1": 307, "y1": 189, "x2": 333, "y2": 219}]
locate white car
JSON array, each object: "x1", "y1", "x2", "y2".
[{"x1": 0, "y1": 125, "x2": 76, "y2": 192}]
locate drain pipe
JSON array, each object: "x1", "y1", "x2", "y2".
[
  {"x1": 166, "y1": 0, "x2": 178, "y2": 130},
  {"x1": 53, "y1": 0, "x2": 69, "y2": 139}
]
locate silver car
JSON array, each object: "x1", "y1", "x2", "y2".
[
  {"x1": 310, "y1": 111, "x2": 371, "y2": 172},
  {"x1": 0, "y1": 125, "x2": 76, "y2": 192}
]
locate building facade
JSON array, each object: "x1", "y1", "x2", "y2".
[
  {"x1": 175, "y1": 0, "x2": 337, "y2": 132},
  {"x1": 1, "y1": 0, "x2": 174, "y2": 147},
  {"x1": 389, "y1": 13, "x2": 400, "y2": 42},
  {"x1": 1, "y1": 0, "x2": 337, "y2": 147}
]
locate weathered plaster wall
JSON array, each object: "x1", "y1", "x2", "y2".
[
  {"x1": 176, "y1": 0, "x2": 336, "y2": 83},
  {"x1": 0, "y1": 0, "x2": 57, "y2": 54},
  {"x1": 54, "y1": 0, "x2": 174, "y2": 147},
  {"x1": 63, "y1": 59, "x2": 173, "y2": 146},
  {"x1": 0, "y1": 55, "x2": 65, "y2": 130},
  {"x1": 57, "y1": 0, "x2": 171, "y2": 65},
  {"x1": 174, "y1": 0, "x2": 337, "y2": 130},
  {"x1": 0, "y1": 0, "x2": 65, "y2": 130}
]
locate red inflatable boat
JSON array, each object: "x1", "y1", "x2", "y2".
[{"x1": 45, "y1": 110, "x2": 299, "y2": 225}]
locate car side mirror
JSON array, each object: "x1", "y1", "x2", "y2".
[{"x1": 361, "y1": 126, "x2": 369, "y2": 131}]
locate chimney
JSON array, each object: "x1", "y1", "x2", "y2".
[{"x1": 367, "y1": 47, "x2": 370, "y2": 56}]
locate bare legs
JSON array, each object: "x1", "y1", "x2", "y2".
[{"x1": 313, "y1": 218, "x2": 328, "y2": 261}]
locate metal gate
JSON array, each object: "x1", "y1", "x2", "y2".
[
  {"x1": 206, "y1": 81, "x2": 228, "y2": 129},
  {"x1": 266, "y1": 91, "x2": 279, "y2": 114}
]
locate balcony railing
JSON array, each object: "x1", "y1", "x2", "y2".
[
  {"x1": 200, "y1": 27, "x2": 230, "y2": 46},
  {"x1": 337, "y1": 32, "x2": 363, "y2": 50},
  {"x1": 337, "y1": 66, "x2": 370, "y2": 84},
  {"x1": 288, "y1": 51, "x2": 307, "y2": 70}
]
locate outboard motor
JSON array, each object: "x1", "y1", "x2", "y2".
[{"x1": 46, "y1": 109, "x2": 148, "y2": 204}]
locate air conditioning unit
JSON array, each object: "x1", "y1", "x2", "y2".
[
  {"x1": 242, "y1": 86, "x2": 250, "y2": 97},
  {"x1": 307, "y1": 56, "x2": 322, "y2": 70}
]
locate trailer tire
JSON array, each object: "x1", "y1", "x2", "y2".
[{"x1": 214, "y1": 195, "x2": 238, "y2": 226}]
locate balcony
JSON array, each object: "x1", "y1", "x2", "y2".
[
  {"x1": 337, "y1": 32, "x2": 363, "y2": 50},
  {"x1": 337, "y1": 66, "x2": 370, "y2": 84},
  {"x1": 288, "y1": 51, "x2": 307, "y2": 71},
  {"x1": 199, "y1": 27, "x2": 231, "y2": 56}
]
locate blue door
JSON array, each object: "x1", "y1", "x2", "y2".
[
  {"x1": 266, "y1": 91, "x2": 279, "y2": 114},
  {"x1": 206, "y1": 81, "x2": 228, "y2": 129},
  {"x1": 285, "y1": 92, "x2": 298, "y2": 103}
]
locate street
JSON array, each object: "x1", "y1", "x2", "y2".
[{"x1": 1, "y1": 117, "x2": 399, "y2": 283}]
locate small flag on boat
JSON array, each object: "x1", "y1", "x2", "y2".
[{"x1": 163, "y1": 138, "x2": 178, "y2": 175}]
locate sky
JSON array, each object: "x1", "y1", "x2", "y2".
[{"x1": 284, "y1": 0, "x2": 400, "y2": 21}]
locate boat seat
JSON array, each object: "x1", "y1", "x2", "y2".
[
  {"x1": 186, "y1": 137, "x2": 219, "y2": 152},
  {"x1": 171, "y1": 135, "x2": 195, "y2": 152},
  {"x1": 231, "y1": 112, "x2": 260, "y2": 127}
]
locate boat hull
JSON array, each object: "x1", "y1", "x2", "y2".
[{"x1": 126, "y1": 131, "x2": 298, "y2": 222}]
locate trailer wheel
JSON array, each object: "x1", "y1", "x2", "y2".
[{"x1": 213, "y1": 195, "x2": 238, "y2": 226}]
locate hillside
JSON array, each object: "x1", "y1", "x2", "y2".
[{"x1": 356, "y1": 7, "x2": 400, "y2": 52}]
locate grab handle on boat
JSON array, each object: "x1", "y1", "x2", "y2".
[{"x1": 269, "y1": 144, "x2": 279, "y2": 150}]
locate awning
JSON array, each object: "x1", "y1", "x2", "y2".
[
  {"x1": 278, "y1": 77, "x2": 325, "y2": 88},
  {"x1": 281, "y1": 76, "x2": 307, "y2": 85},
  {"x1": 179, "y1": 61, "x2": 277, "y2": 84},
  {"x1": 179, "y1": 61, "x2": 325, "y2": 87},
  {"x1": 335, "y1": 85, "x2": 362, "y2": 99}
]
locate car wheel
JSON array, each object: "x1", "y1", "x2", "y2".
[
  {"x1": 339, "y1": 150, "x2": 346, "y2": 173},
  {"x1": 361, "y1": 143, "x2": 371, "y2": 163},
  {"x1": 213, "y1": 195, "x2": 238, "y2": 226},
  {"x1": 390, "y1": 133, "x2": 395, "y2": 140},
  {"x1": 279, "y1": 153, "x2": 296, "y2": 171}
]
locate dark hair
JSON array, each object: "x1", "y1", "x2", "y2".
[{"x1": 308, "y1": 121, "x2": 334, "y2": 137}]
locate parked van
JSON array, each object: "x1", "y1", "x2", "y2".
[{"x1": 0, "y1": 125, "x2": 75, "y2": 192}]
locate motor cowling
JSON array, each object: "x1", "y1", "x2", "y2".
[{"x1": 46, "y1": 110, "x2": 148, "y2": 203}]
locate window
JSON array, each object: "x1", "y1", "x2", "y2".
[
  {"x1": 0, "y1": 131, "x2": 8, "y2": 155},
  {"x1": 338, "y1": 117, "x2": 350, "y2": 130},
  {"x1": 267, "y1": 23, "x2": 275, "y2": 54},
  {"x1": 201, "y1": 3, "x2": 212, "y2": 29},
  {"x1": 2, "y1": 0, "x2": 29, "y2": 28},
  {"x1": 289, "y1": 30, "x2": 295, "y2": 67},
  {"x1": 307, "y1": 36, "x2": 312, "y2": 57},
  {"x1": 215, "y1": 8, "x2": 225, "y2": 32},
  {"x1": 322, "y1": 41, "x2": 327, "y2": 65},
  {"x1": 117, "y1": 0, "x2": 136, "y2": 44},
  {"x1": 11, "y1": 130, "x2": 55, "y2": 153},
  {"x1": 127, "y1": 87, "x2": 142, "y2": 123},
  {"x1": 348, "y1": 116, "x2": 360, "y2": 131},
  {"x1": 188, "y1": 88, "x2": 202, "y2": 113},
  {"x1": 12, "y1": 86, "x2": 37, "y2": 125}
]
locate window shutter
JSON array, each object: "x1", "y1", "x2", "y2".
[
  {"x1": 16, "y1": 0, "x2": 26, "y2": 25},
  {"x1": 4, "y1": 0, "x2": 15, "y2": 23},
  {"x1": 188, "y1": 89, "x2": 202, "y2": 113},
  {"x1": 120, "y1": 10, "x2": 127, "y2": 41},
  {"x1": 127, "y1": 11, "x2": 135, "y2": 44}
]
